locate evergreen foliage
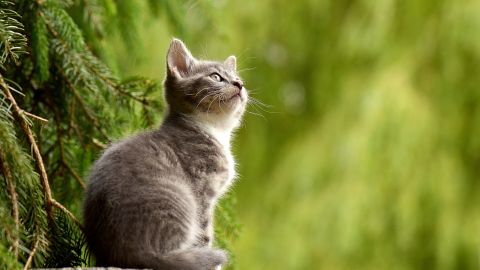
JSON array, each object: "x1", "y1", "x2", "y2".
[{"x1": 0, "y1": 1, "x2": 241, "y2": 269}]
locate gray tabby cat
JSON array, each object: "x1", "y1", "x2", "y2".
[{"x1": 83, "y1": 38, "x2": 247, "y2": 270}]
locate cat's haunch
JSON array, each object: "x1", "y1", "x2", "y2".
[{"x1": 83, "y1": 38, "x2": 247, "y2": 270}]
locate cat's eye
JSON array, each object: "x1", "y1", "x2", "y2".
[{"x1": 210, "y1": 73, "x2": 223, "y2": 82}]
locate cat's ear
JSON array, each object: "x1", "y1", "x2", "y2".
[
  {"x1": 224, "y1": 55, "x2": 237, "y2": 71},
  {"x1": 167, "y1": 38, "x2": 196, "y2": 78}
]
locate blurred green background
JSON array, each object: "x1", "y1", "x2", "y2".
[{"x1": 108, "y1": 1, "x2": 480, "y2": 269}]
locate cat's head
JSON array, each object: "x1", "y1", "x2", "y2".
[{"x1": 163, "y1": 38, "x2": 247, "y2": 130}]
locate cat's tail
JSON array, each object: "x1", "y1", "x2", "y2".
[{"x1": 150, "y1": 247, "x2": 228, "y2": 270}]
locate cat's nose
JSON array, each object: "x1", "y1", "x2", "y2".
[{"x1": 232, "y1": 80, "x2": 243, "y2": 90}]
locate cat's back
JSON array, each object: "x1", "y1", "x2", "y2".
[{"x1": 86, "y1": 129, "x2": 180, "y2": 195}]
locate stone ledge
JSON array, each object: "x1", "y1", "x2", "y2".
[{"x1": 35, "y1": 268, "x2": 151, "y2": 270}]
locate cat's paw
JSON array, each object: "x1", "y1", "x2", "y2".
[{"x1": 212, "y1": 248, "x2": 229, "y2": 265}]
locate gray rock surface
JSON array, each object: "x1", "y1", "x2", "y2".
[{"x1": 35, "y1": 268, "x2": 151, "y2": 270}]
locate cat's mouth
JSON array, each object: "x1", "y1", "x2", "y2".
[{"x1": 224, "y1": 88, "x2": 243, "y2": 103}]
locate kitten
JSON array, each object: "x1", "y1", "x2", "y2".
[{"x1": 83, "y1": 38, "x2": 247, "y2": 270}]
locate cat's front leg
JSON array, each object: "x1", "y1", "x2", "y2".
[
  {"x1": 204, "y1": 218, "x2": 223, "y2": 270},
  {"x1": 196, "y1": 215, "x2": 214, "y2": 247}
]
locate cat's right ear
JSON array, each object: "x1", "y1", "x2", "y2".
[{"x1": 167, "y1": 38, "x2": 196, "y2": 78}]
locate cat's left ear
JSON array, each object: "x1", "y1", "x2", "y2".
[
  {"x1": 224, "y1": 55, "x2": 237, "y2": 71},
  {"x1": 167, "y1": 38, "x2": 196, "y2": 78}
]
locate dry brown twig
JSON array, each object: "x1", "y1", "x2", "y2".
[
  {"x1": 61, "y1": 158, "x2": 86, "y2": 190},
  {"x1": 22, "y1": 110, "x2": 48, "y2": 123},
  {"x1": 0, "y1": 74, "x2": 84, "y2": 232},
  {"x1": 50, "y1": 199, "x2": 83, "y2": 229},
  {"x1": 92, "y1": 137, "x2": 107, "y2": 148},
  {"x1": 0, "y1": 74, "x2": 54, "y2": 217},
  {"x1": 23, "y1": 238, "x2": 39, "y2": 270}
]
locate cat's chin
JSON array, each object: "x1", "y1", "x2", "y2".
[
  {"x1": 222, "y1": 96, "x2": 242, "y2": 107},
  {"x1": 220, "y1": 99, "x2": 246, "y2": 116},
  {"x1": 221, "y1": 88, "x2": 247, "y2": 107}
]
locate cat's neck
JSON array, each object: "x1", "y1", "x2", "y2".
[
  {"x1": 164, "y1": 112, "x2": 235, "y2": 150},
  {"x1": 194, "y1": 118, "x2": 232, "y2": 150}
]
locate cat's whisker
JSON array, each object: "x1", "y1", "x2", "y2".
[
  {"x1": 194, "y1": 93, "x2": 214, "y2": 110},
  {"x1": 185, "y1": 88, "x2": 209, "y2": 97},
  {"x1": 246, "y1": 89, "x2": 261, "y2": 95},
  {"x1": 237, "y1": 66, "x2": 257, "y2": 73},
  {"x1": 249, "y1": 103, "x2": 271, "y2": 113},
  {"x1": 248, "y1": 100, "x2": 269, "y2": 110},
  {"x1": 254, "y1": 104, "x2": 278, "y2": 114},
  {"x1": 194, "y1": 88, "x2": 209, "y2": 98},
  {"x1": 206, "y1": 93, "x2": 222, "y2": 115},
  {"x1": 249, "y1": 103, "x2": 268, "y2": 116},
  {"x1": 248, "y1": 97, "x2": 271, "y2": 107},
  {"x1": 249, "y1": 98, "x2": 273, "y2": 108},
  {"x1": 194, "y1": 92, "x2": 217, "y2": 111},
  {"x1": 250, "y1": 102, "x2": 275, "y2": 115},
  {"x1": 217, "y1": 95, "x2": 226, "y2": 114},
  {"x1": 247, "y1": 98, "x2": 276, "y2": 114},
  {"x1": 246, "y1": 109, "x2": 267, "y2": 121}
]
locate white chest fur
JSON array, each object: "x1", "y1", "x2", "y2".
[
  {"x1": 204, "y1": 124, "x2": 237, "y2": 189},
  {"x1": 193, "y1": 117, "x2": 237, "y2": 195},
  {"x1": 190, "y1": 108, "x2": 243, "y2": 196}
]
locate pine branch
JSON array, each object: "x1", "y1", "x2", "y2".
[
  {"x1": 22, "y1": 110, "x2": 48, "y2": 123},
  {"x1": 53, "y1": 113, "x2": 86, "y2": 190},
  {"x1": 40, "y1": 5, "x2": 156, "y2": 121},
  {"x1": 41, "y1": 7, "x2": 153, "y2": 111},
  {"x1": 0, "y1": 147, "x2": 19, "y2": 259},
  {"x1": 0, "y1": 73, "x2": 83, "y2": 233},
  {"x1": 55, "y1": 61, "x2": 111, "y2": 141},
  {"x1": 91, "y1": 137, "x2": 106, "y2": 149},
  {"x1": 118, "y1": 77, "x2": 163, "y2": 126},
  {"x1": 23, "y1": 237, "x2": 39, "y2": 270},
  {"x1": 67, "y1": 98, "x2": 105, "y2": 150},
  {"x1": 44, "y1": 210, "x2": 87, "y2": 267},
  {"x1": 0, "y1": 73, "x2": 54, "y2": 218},
  {"x1": 62, "y1": 161, "x2": 86, "y2": 190},
  {"x1": 50, "y1": 199, "x2": 82, "y2": 230},
  {"x1": 0, "y1": 242, "x2": 22, "y2": 269},
  {"x1": 80, "y1": 0, "x2": 105, "y2": 36},
  {"x1": 0, "y1": 1, "x2": 27, "y2": 65},
  {"x1": 40, "y1": 7, "x2": 111, "y2": 93},
  {"x1": 0, "y1": 87, "x2": 50, "y2": 267}
]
